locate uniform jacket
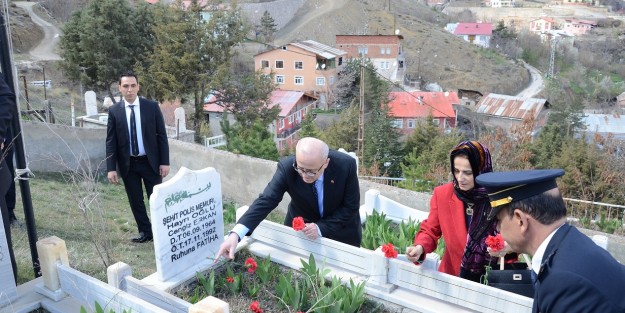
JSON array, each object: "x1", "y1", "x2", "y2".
[
  {"x1": 237, "y1": 150, "x2": 361, "y2": 247},
  {"x1": 533, "y1": 223, "x2": 625, "y2": 313}
]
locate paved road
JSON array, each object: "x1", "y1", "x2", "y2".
[
  {"x1": 516, "y1": 61, "x2": 544, "y2": 98},
  {"x1": 14, "y1": 1, "x2": 62, "y2": 61}
]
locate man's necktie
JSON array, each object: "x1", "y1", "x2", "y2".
[
  {"x1": 129, "y1": 105, "x2": 139, "y2": 156},
  {"x1": 531, "y1": 270, "x2": 539, "y2": 288}
]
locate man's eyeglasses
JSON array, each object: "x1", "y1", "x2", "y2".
[{"x1": 293, "y1": 159, "x2": 326, "y2": 177}]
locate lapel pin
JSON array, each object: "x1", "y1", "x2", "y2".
[{"x1": 331, "y1": 179, "x2": 334, "y2": 184}]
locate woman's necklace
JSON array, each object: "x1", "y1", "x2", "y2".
[{"x1": 466, "y1": 203, "x2": 474, "y2": 216}]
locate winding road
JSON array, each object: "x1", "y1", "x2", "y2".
[
  {"x1": 516, "y1": 61, "x2": 544, "y2": 99},
  {"x1": 14, "y1": 1, "x2": 62, "y2": 61}
]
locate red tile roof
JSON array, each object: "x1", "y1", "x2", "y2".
[
  {"x1": 453, "y1": 23, "x2": 493, "y2": 36},
  {"x1": 335, "y1": 35, "x2": 402, "y2": 45},
  {"x1": 387, "y1": 91, "x2": 458, "y2": 118}
]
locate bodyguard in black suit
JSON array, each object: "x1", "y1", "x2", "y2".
[
  {"x1": 478, "y1": 169, "x2": 625, "y2": 313},
  {"x1": 106, "y1": 71, "x2": 170, "y2": 243},
  {"x1": 216, "y1": 137, "x2": 361, "y2": 260}
]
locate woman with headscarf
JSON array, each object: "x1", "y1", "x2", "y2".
[{"x1": 406, "y1": 140, "x2": 500, "y2": 282}]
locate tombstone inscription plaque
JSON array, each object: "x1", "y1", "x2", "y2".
[{"x1": 150, "y1": 167, "x2": 224, "y2": 281}]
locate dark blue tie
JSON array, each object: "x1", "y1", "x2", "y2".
[
  {"x1": 129, "y1": 105, "x2": 139, "y2": 156},
  {"x1": 531, "y1": 270, "x2": 539, "y2": 287}
]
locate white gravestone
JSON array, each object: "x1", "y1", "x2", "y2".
[
  {"x1": 0, "y1": 213, "x2": 17, "y2": 307},
  {"x1": 103, "y1": 96, "x2": 114, "y2": 109},
  {"x1": 150, "y1": 167, "x2": 224, "y2": 282},
  {"x1": 85, "y1": 91, "x2": 98, "y2": 116},
  {"x1": 174, "y1": 107, "x2": 186, "y2": 132}
]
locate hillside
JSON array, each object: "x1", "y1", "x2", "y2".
[
  {"x1": 11, "y1": 0, "x2": 529, "y2": 97},
  {"x1": 270, "y1": 0, "x2": 529, "y2": 95}
]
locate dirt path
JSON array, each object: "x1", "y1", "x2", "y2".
[
  {"x1": 14, "y1": 1, "x2": 62, "y2": 61},
  {"x1": 275, "y1": 0, "x2": 350, "y2": 43}
]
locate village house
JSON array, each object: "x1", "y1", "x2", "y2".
[
  {"x1": 563, "y1": 19, "x2": 597, "y2": 36},
  {"x1": 386, "y1": 91, "x2": 459, "y2": 137},
  {"x1": 452, "y1": 23, "x2": 493, "y2": 48},
  {"x1": 529, "y1": 17, "x2": 557, "y2": 33},
  {"x1": 487, "y1": 0, "x2": 515, "y2": 7},
  {"x1": 203, "y1": 90, "x2": 317, "y2": 150},
  {"x1": 470, "y1": 93, "x2": 549, "y2": 133},
  {"x1": 335, "y1": 35, "x2": 406, "y2": 83},
  {"x1": 254, "y1": 40, "x2": 346, "y2": 109},
  {"x1": 581, "y1": 113, "x2": 625, "y2": 140}
]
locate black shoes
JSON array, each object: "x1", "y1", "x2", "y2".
[
  {"x1": 8, "y1": 212, "x2": 19, "y2": 227},
  {"x1": 131, "y1": 232, "x2": 153, "y2": 243}
]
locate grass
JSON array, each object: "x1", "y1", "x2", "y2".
[
  {"x1": 11, "y1": 171, "x2": 285, "y2": 285},
  {"x1": 12, "y1": 171, "x2": 158, "y2": 283}
]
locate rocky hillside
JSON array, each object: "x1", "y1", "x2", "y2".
[
  {"x1": 11, "y1": 0, "x2": 529, "y2": 96},
  {"x1": 269, "y1": 0, "x2": 529, "y2": 95}
]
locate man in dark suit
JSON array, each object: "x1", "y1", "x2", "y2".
[
  {"x1": 106, "y1": 71, "x2": 170, "y2": 243},
  {"x1": 477, "y1": 169, "x2": 625, "y2": 313},
  {"x1": 0, "y1": 73, "x2": 17, "y2": 282},
  {"x1": 216, "y1": 137, "x2": 361, "y2": 260}
]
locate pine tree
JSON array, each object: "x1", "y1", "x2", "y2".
[
  {"x1": 259, "y1": 10, "x2": 277, "y2": 42},
  {"x1": 298, "y1": 111, "x2": 321, "y2": 139}
]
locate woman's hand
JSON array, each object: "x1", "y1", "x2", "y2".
[{"x1": 406, "y1": 245, "x2": 425, "y2": 264}]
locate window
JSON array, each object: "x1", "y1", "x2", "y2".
[
  {"x1": 296, "y1": 110, "x2": 301, "y2": 122},
  {"x1": 289, "y1": 115, "x2": 294, "y2": 123},
  {"x1": 432, "y1": 118, "x2": 440, "y2": 126},
  {"x1": 295, "y1": 61, "x2": 303, "y2": 70},
  {"x1": 316, "y1": 77, "x2": 325, "y2": 86},
  {"x1": 338, "y1": 57, "x2": 343, "y2": 66},
  {"x1": 275, "y1": 60, "x2": 284, "y2": 69},
  {"x1": 279, "y1": 119, "x2": 285, "y2": 129},
  {"x1": 407, "y1": 119, "x2": 416, "y2": 129},
  {"x1": 294, "y1": 76, "x2": 304, "y2": 85},
  {"x1": 261, "y1": 60, "x2": 269, "y2": 68},
  {"x1": 358, "y1": 47, "x2": 368, "y2": 55},
  {"x1": 392, "y1": 119, "x2": 403, "y2": 128},
  {"x1": 329, "y1": 76, "x2": 335, "y2": 85},
  {"x1": 276, "y1": 75, "x2": 285, "y2": 84},
  {"x1": 386, "y1": 47, "x2": 391, "y2": 54},
  {"x1": 381, "y1": 47, "x2": 386, "y2": 54}
]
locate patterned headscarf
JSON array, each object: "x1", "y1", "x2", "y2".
[{"x1": 449, "y1": 141, "x2": 497, "y2": 278}]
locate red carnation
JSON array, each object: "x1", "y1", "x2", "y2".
[
  {"x1": 381, "y1": 243, "x2": 398, "y2": 258},
  {"x1": 245, "y1": 257, "x2": 258, "y2": 274},
  {"x1": 226, "y1": 276, "x2": 234, "y2": 283},
  {"x1": 485, "y1": 234, "x2": 505, "y2": 252},
  {"x1": 292, "y1": 216, "x2": 305, "y2": 231},
  {"x1": 250, "y1": 300, "x2": 263, "y2": 313}
]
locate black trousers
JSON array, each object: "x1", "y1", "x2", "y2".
[
  {"x1": 0, "y1": 158, "x2": 16, "y2": 283},
  {"x1": 121, "y1": 157, "x2": 161, "y2": 235}
]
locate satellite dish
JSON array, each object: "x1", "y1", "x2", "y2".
[
  {"x1": 395, "y1": 29, "x2": 400, "y2": 35},
  {"x1": 321, "y1": 64, "x2": 326, "y2": 69}
]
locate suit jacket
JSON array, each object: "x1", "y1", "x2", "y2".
[
  {"x1": 0, "y1": 75, "x2": 16, "y2": 144},
  {"x1": 105, "y1": 97, "x2": 169, "y2": 176},
  {"x1": 414, "y1": 182, "x2": 468, "y2": 276},
  {"x1": 533, "y1": 223, "x2": 625, "y2": 313},
  {"x1": 237, "y1": 150, "x2": 361, "y2": 246}
]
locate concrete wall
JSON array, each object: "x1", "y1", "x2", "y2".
[
  {"x1": 21, "y1": 122, "x2": 431, "y2": 214},
  {"x1": 20, "y1": 122, "x2": 625, "y2": 263}
]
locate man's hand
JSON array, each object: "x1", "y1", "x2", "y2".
[
  {"x1": 107, "y1": 171, "x2": 118, "y2": 184},
  {"x1": 215, "y1": 232, "x2": 239, "y2": 262},
  {"x1": 302, "y1": 223, "x2": 320, "y2": 240},
  {"x1": 160, "y1": 165, "x2": 170, "y2": 178},
  {"x1": 406, "y1": 245, "x2": 425, "y2": 264}
]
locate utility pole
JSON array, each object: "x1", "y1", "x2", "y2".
[
  {"x1": 357, "y1": 56, "x2": 365, "y2": 168},
  {"x1": 546, "y1": 36, "x2": 559, "y2": 79}
]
